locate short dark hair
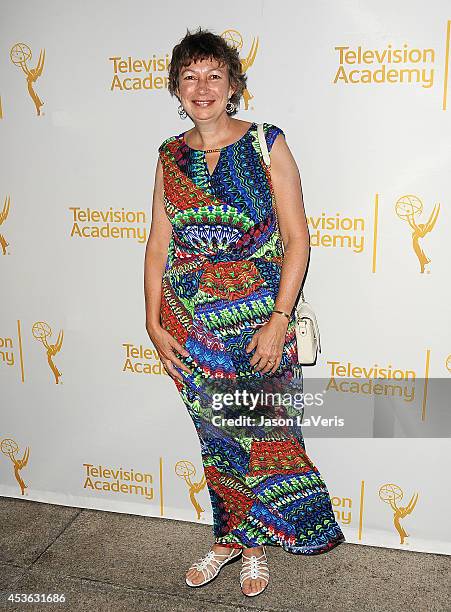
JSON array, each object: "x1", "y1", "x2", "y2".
[{"x1": 168, "y1": 27, "x2": 247, "y2": 116}]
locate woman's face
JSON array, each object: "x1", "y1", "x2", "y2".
[{"x1": 176, "y1": 56, "x2": 234, "y2": 121}]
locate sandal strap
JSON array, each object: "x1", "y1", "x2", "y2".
[
  {"x1": 240, "y1": 549, "x2": 270, "y2": 587},
  {"x1": 188, "y1": 548, "x2": 241, "y2": 584}
]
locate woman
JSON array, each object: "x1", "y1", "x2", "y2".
[{"x1": 144, "y1": 28, "x2": 345, "y2": 597}]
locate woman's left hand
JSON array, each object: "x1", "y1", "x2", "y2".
[{"x1": 245, "y1": 314, "x2": 289, "y2": 374}]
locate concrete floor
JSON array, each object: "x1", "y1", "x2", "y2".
[{"x1": 0, "y1": 496, "x2": 449, "y2": 612}]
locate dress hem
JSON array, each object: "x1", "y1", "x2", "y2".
[{"x1": 213, "y1": 535, "x2": 346, "y2": 556}]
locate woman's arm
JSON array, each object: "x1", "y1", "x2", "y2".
[
  {"x1": 246, "y1": 133, "x2": 310, "y2": 374},
  {"x1": 144, "y1": 156, "x2": 192, "y2": 381},
  {"x1": 144, "y1": 156, "x2": 172, "y2": 332},
  {"x1": 270, "y1": 132, "x2": 310, "y2": 317}
]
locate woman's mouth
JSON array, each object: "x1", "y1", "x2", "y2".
[{"x1": 193, "y1": 100, "x2": 215, "y2": 107}]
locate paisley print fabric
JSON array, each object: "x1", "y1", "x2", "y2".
[{"x1": 158, "y1": 121, "x2": 345, "y2": 554}]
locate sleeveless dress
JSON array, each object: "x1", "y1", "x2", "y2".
[{"x1": 158, "y1": 121, "x2": 345, "y2": 554}]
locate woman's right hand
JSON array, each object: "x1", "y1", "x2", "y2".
[{"x1": 146, "y1": 323, "x2": 193, "y2": 382}]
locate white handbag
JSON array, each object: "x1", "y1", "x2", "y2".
[{"x1": 256, "y1": 122, "x2": 321, "y2": 365}]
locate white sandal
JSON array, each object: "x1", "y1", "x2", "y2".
[
  {"x1": 185, "y1": 547, "x2": 242, "y2": 587},
  {"x1": 240, "y1": 547, "x2": 270, "y2": 597}
]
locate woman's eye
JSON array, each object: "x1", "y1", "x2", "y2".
[{"x1": 210, "y1": 74, "x2": 221, "y2": 79}]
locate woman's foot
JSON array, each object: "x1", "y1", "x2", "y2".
[
  {"x1": 240, "y1": 546, "x2": 269, "y2": 596},
  {"x1": 185, "y1": 544, "x2": 242, "y2": 587}
]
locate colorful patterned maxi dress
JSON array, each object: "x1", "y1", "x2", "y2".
[{"x1": 158, "y1": 121, "x2": 345, "y2": 554}]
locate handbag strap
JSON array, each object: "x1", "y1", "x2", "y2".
[
  {"x1": 257, "y1": 123, "x2": 271, "y2": 166},
  {"x1": 257, "y1": 124, "x2": 280, "y2": 244}
]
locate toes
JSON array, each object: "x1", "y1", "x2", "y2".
[
  {"x1": 244, "y1": 578, "x2": 264, "y2": 594},
  {"x1": 186, "y1": 569, "x2": 201, "y2": 584}
]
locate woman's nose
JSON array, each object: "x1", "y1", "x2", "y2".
[{"x1": 196, "y1": 80, "x2": 208, "y2": 93}]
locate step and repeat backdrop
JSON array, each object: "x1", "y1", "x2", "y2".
[{"x1": 1, "y1": 0, "x2": 451, "y2": 555}]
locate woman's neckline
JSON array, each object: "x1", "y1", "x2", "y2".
[{"x1": 181, "y1": 121, "x2": 255, "y2": 152}]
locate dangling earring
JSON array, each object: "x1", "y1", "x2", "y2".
[
  {"x1": 226, "y1": 99, "x2": 236, "y2": 114},
  {"x1": 178, "y1": 103, "x2": 187, "y2": 119}
]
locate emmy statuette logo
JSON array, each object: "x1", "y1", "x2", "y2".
[
  {"x1": 32, "y1": 321, "x2": 63, "y2": 384},
  {"x1": 0, "y1": 195, "x2": 10, "y2": 255},
  {"x1": 395, "y1": 195, "x2": 440, "y2": 273},
  {"x1": 10, "y1": 43, "x2": 45, "y2": 116},
  {"x1": 1, "y1": 437, "x2": 30, "y2": 495},
  {"x1": 221, "y1": 29, "x2": 258, "y2": 110},
  {"x1": 379, "y1": 483, "x2": 419, "y2": 544},
  {"x1": 175, "y1": 460, "x2": 207, "y2": 520}
]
